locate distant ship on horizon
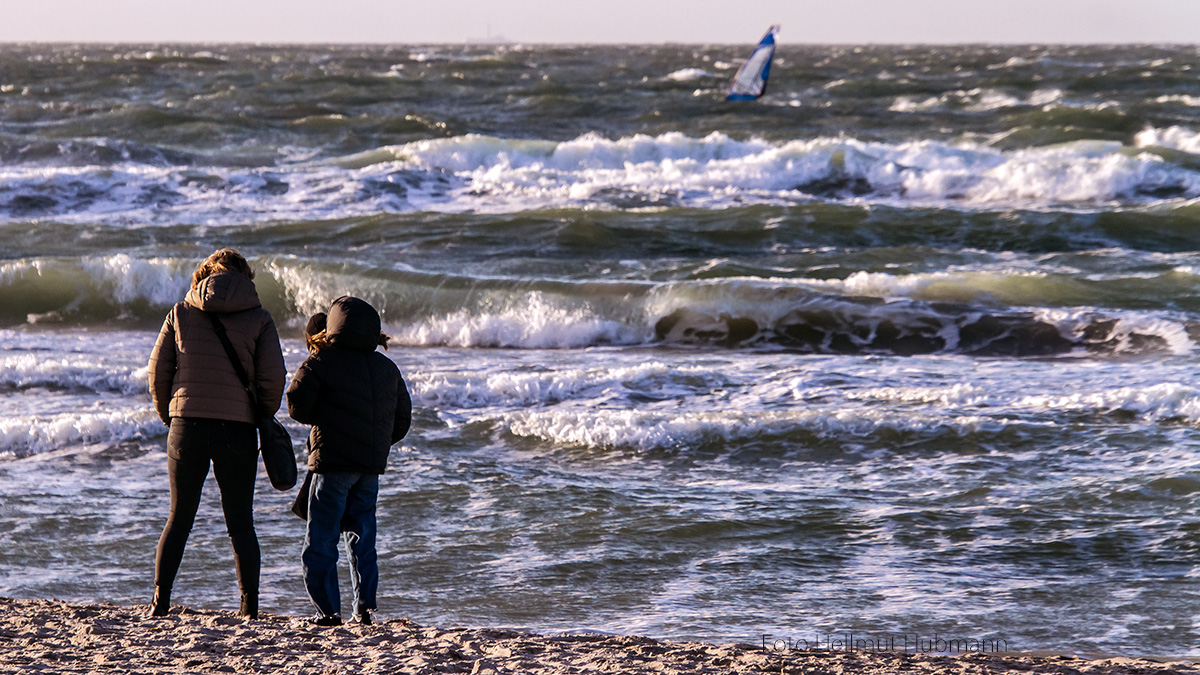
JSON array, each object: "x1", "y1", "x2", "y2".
[{"x1": 467, "y1": 23, "x2": 511, "y2": 44}]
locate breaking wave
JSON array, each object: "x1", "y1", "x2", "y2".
[
  {"x1": 3, "y1": 253, "x2": 1198, "y2": 357},
  {"x1": 5, "y1": 129, "x2": 1200, "y2": 224},
  {"x1": 0, "y1": 407, "x2": 163, "y2": 458}
]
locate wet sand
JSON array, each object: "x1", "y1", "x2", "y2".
[{"x1": 0, "y1": 597, "x2": 1195, "y2": 675}]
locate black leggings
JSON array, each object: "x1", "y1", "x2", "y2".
[{"x1": 154, "y1": 418, "x2": 260, "y2": 596}]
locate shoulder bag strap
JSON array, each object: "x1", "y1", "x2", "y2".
[{"x1": 206, "y1": 311, "x2": 259, "y2": 411}]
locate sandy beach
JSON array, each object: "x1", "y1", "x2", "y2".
[{"x1": 0, "y1": 597, "x2": 1194, "y2": 675}]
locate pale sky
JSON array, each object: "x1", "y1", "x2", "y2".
[{"x1": 2, "y1": 0, "x2": 1197, "y2": 44}]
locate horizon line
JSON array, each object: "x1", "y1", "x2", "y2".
[{"x1": 0, "y1": 39, "x2": 1197, "y2": 47}]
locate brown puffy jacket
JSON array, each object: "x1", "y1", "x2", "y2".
[{"x1": 148, "y1": 271, "x2": 287, "y2": 425}]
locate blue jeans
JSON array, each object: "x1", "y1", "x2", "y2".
[{"x1": 301, "y1": 471, "x2": 379, "y2": 618}]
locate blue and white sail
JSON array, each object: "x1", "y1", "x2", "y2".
[{"x1": 726, "y1": 25, "x2": 779, "y2": 101}]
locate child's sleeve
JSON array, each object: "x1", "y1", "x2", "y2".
[
  {"x1": 392, "y1": 375, "x2": 413, "y2": 444},
  {"x1": 286, "y1": 356, "x2": 321, "y2": 425}
]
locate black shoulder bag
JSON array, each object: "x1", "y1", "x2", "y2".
[{"x1": 206, "y1": 312, "x2": 298, "y2": 491}]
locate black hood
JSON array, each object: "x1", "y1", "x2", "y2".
[{"x1": 326, "y1": 296, "x2": 381, "y2": 352}]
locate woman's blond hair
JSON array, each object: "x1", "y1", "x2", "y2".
[{"x1": 191, "y1": 248, "x2": 254, "y2": 290}]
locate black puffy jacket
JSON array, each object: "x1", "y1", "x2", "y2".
[{"x1": 286, "y1": 296, "x2": 412, "y2": 474}]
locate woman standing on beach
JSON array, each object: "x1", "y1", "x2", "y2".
[{"x1": 147, "y1": 248, "x2": 287, "y2": 620}]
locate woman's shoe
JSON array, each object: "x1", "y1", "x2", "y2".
[
  {"x1": 238, "y1": 593, "x2": 259, "y2": 620},
  {"x1": 149, "y1": 586, "x2": 171, "y2": 617}
]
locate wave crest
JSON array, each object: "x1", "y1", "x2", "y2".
[{"x1": 6, "y1": 130, "x2": 1200, "y2": 225}]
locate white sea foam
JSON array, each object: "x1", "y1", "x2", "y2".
[
  {"x1": 0, "y1": 408, "x2": 162, "y2": 457},
  {"x1": 849, "y1": 384, "x2": 996, "y2": 407},
  {"x1": 263, "y1": 257, "x2": 359, "y2": 319},
  {"x1": 0, "y1": 352, "x2": 148, "y2": 395},
  {"x1": 407, "y1": 50, "x2": 496, "y2": 64},
  {"x1": 410, "y1": 361, "x2": 724, "y2": 410},
  {"x1": 389, "y1": 132, "x2": 1200, "y2": 210},
  {"x1": 393, "y1": 292, "x2": 642, "y2": 349},
  {"x1": 849, "y1": 381, "x2": 1200, "y2": 423},
  {"x1": 1155, "y1": 95, "x2": 1200, "y2": 108},
  {"x1": 1018, "y1": 382, "x2": 1200, "y2": 421},
  {"x1": 79, "y1": 254, "x2": 191, "y2": 306},
  {"x1": 665, "y1": 68, "x2": 711, "y2": 81},
  {"x1": 0, "y1": 161, "x2": 457, "y2": 226},
  {"x1": 989, "y1": 56, "x2": 1036, "y2": 69},
  {"x1": 966, "y1": 89, "x2": 1025, "y2": 112},
  {"x1": 500, "y1": 408, "x2": 1012, "y2": 451},
  {"x1": 889, "y1": 96, "x2": 942, "y2": 113},
  {"x1": 1135, "y1": 125, "x2": 1200, "y2": 154},
  {"x1": 1093, "y1": 314, "x2": 1196, "y2": 355},
  {"x1": 1030, "y1": 89, "x2": 1065, "y2": 106},
  {"x1": 890, "y1": 88, "x2": 1061, "y2": 113},
  {"x1": 3, "y1": 131, "x2": 1199, "y2": 225}
]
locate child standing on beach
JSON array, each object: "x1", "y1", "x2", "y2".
[{"x1": 286, "y1": 296, "x2": 412, "y2": 626}]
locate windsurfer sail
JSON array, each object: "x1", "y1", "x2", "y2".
[{"x1": 726, "y1": 25, "x2": 780, "y2": 101}]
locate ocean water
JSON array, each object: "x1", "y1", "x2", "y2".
[{"x1": 1, "y1": 43, "x2": 1200, "y2": 657}]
